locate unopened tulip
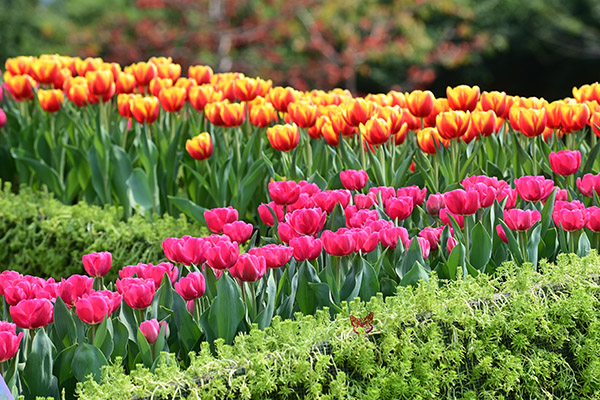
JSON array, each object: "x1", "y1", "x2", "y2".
[
  {"x1": 417, "y1": 128, "x2": 448, "y2": 154},
  {"x1": 503, "y1": 209, "x2": 541, "y2": 232},
  {"x1": 267, "y1": 124, "x2": 300, "y2": 152},
  {"x1": 286, "y1": 208, "x2": 327, "y2": 236},
  {"x1": 406, "y1": 90, "x2": 435, "y2": 118},
  {"x1": 480, "y1": 91, "x2": 509, "y2": 119},
  {"x1": 229, "y1": 253, "x2": 267, "y2": 282},
  {"x1": 436, "y1": 110, "x2": 470, "y2": 140},
  {"x1": 139, "y1": 319, "x2": 167, "y2": 345},
  {"x1": 10, "y1": 298, "x2": 54, "y2": 329},
  {"x1": 268, "y1": 181, "x2": 300, "y2": 205},
  {"x1": 76, "y1": 292, "x2": 110, "y2": 325},
  {"x1": 0, "y1": 109, "x2": 7, "y2": 129},
  {"x1": 37, "y1": 89, "x2": 64, "y2": 113},
  {"x1": 130, "y1": 96, "x2": 160, "y2": 124},
  {"x1": 514, "y1": 176, "x2": 556, "y2": 203},
  {"x1": 586, "y1": 207, "x2": 600, "y2": 232},
  {"x1": 141, "y1": 262, "x2": 179, "y2": 288},
  {"x1": 406, "y1": 237, "x2": 431, "y2": 259},
  {"x1": 355, "y1": 193, "x2": 377, "y2": 209},
  {"x1": 249, "y1": 103, "x2": 277, "y2": 127},
  {"x1": 312, "y1": 190, "x2": 351, "y2": 212},
  {"x1": 444, "y1": 189, "x2": 479, "y2": 216},
  {"x1": 549, "y1": 150, "x2": 581, "y2": 176},
  {"x1": 577, "y1": 173, "x2": 600, "y2": 198},
  {"x1": 223, "y1": 221, "x2": 254, "y2": 244},
  {"x1": 343, "y1": 98, "x2": 377, "y2": 126},
  {"x1": 418, "y1": 226, "x2": 444, "y2": 252},
  {"x1": 220, "y1": 102, "x2": 246, "y2": 127},
  {"x1": 361, "y1": 117, "x2": 391, "y2": 145},
  {"x1": 0, "y1": 323, "x2": 23, "y2": 362},
  {"x1": 5, "y1": 74, "x2": 36, "y2": 101},
  {"x1": 340, "y1": 169, "x2": 368, "y2": 191},
  {"x1": 248, "y1": 245, "x2": 293, "y2": 269},
  {"x1": 384, "y1": 196, "x2": 414, "y2": 221},
  {"x1": 397, "y1": 186, "x2": 427, "y2": 206},
  {"x1": 446, "y1": 236, "x2": 458, "y2": 254},
  {"x1": 186, "y1": 132, "x2": 213, "y2": 161},
  {"x1": 174, "y1": 272, "x2": 206, "y2": 301},
  {"x1": 321, "y1": 229, "x2": 356, "y2": 257},
  {"x1": 117, "y1": 278, "x2": 156, "y2": 310},
  {"x1": 59, "y1": 275, "x2": 94, "y2": 308},
  {"x1": 82, "y1": 251, "x2": 112, "y2": 278},
  {"x1": 290, "y1": 236, "x2": 322, "y2": 261},
  {"x1": 267, "y1": 86, "x2": 298, "y2": 113},
  {"x1": 205, "y1": 240, "x2": 239, "y2": 270},
  {"x1": 86, "y1": 70, "x2": 115, "y2": 100},
  {"x1": 426, "y1": 193, "x2": 446, "y2": 216},
  {"x1": 447, "y1": 85, "x2": 480, "y2": 112},
  {"x1": 204, "y1": 207, "x2": 239, "y2": 234},
  {"x1": 189, "y1": 85, "x2": 222, "y2": 111},
  {"x1": 116, "y1": 72, "x2": 136, "y2": 94},
  {"x1": 258, "y1": 201, "x2": 285, "y2": 226},
  {"x1": 378, "y1": 226, "x2": 409, "y2": 249},
  {"x1": 188, "y1": 65, "x2": 213, "y2": 85},
  {"x1": 158, "y1": 86, "x2": 186, "y2": 112}
]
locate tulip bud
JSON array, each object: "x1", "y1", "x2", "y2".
[
  {"x1": 340, "y1": 169, "x2": 368, "y2": 191},
  {"x1": 205, "y1": 241, "x2": 240, "y2": 270},
  {"x1": 186, "y1": 132, "x2": 213, "y2": 161},
  {"x1": 76, "y1": 292, "x2": 110, "y2": 325},
  {"x1": 174, "y1": 272, "x2": 206, "y2": 301},
  {"x1": 549, "y1": 150, "x2": 581, "y2": 176},
  {"x1": 289, "y1": 236, "x2": 322, "y2": 261},
  {"x1": 229, "y1": 254, "x2": 267, "y2": 282},
  {"x1": 10, "y1": 298, "x2": 54, "y2": 329},
  {"x1": 82, "y1": 251, "x2": 112, "y2": 278},
  {"x1": 267, "y1": 123, "x2": 300, "y2": 152},
  {"x1": 139, "y1": 319, "x2": 167, "y2": 345}
]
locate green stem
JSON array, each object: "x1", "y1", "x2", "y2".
[
  {"x1": 519, "y1": 230, "x2": 528, "y2": 265},
  {"x1": 334, "y1": 256, "x2": 341, "y2": 304},
  {"x1": 170, "y1": 112, "x2": 177, "y2": 143},
  {"x1": 305, "y1": 133, "x2": 313, "y2": 176},
  {"x1": 570, "y1": 230, "x2": 581, "y2": 254},
  {"x1": 358, "y1": 130, "x2": 366, "y2": 171},
  {"x1": 0, "y1": 361, "x2": 4, "y2": 377},
  {"x1": 235, "y1": 127, "x2": 242, "y2": 169},
  {"x1": 432, "y1": 155, "x2": 439, "y2": 193},
  {"x1": 532, "y1": 136, "x2": 537, "y2": 175},
  {"x1": 379, "y1": 145, "x2": 386, "y2": 186},
  {"x1": 91, "y1": 324, "x2": 96, "y2": 344},
  {"x1": 249, "y1": 282, "x2": 257, "y2": 321},
  {"x1": 137, "y1": 308, "x2": 145, "y2": 328},
  {"x1": 464, "y1": 215, "x2": 471, "y2": 259}
]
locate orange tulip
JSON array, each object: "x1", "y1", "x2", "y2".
[
  {"x1": 377, "y1": 106, "x2": 403, "y2": 134},
  {"x1": 393, "y1": 123, "x2": 409, "y2": 145},
  {"x1": 469, "y1": 110, "x2": 497, "y2": 137},
  {"x1": 37, "y1": 89, "x2": 64, "y2": 113},
  {"x1": 149, "y1": 56, "x2": 173, "y2": 66},
  {"x1": 188, "y1": 65, "x2": 213, "y2": 85},
  {"x1": 158, "y1": 86, "x2": 187, "y2": 113},
  {"x1": 559, "y1": 103, "x2": 590, "y2": 133},
  {"x1": 130, "y1": 96, "x2": 160, "y2": 125},
  {"x1": 117, "y1": 94, "x2": 138, "y2": 118},
  {"x1": 573, "y1": 82, "x2": 600, "y2": 104},
  {"x1": 447, "y1": 85, "x2": 480, "y2": 112},
  {"x1": 75, "y1": 57, "x2": 103, "y2": 77},
  {"x1": 543, "y1": 101, "x2": 565, "y2": 130},
  {"x1": 219, "y1": 78, "x2": 238, "y2": 102},
  {"x1": 205, "y1": 101, "x2": 227, "y2": 126},
  {"x1": 186, "y1": 132, "x2": 213, "y2": 161},
  {"x1": 149, "y1": 77, "x2": 173, "y2": 98},
  {"x1": 365, "y1": 93, "x2": 390, "y2": 107},
  {"x1": 330, "y1": 111, "x2": 355, "y2": 138},
  {"x1": 516, "y1": 108, "x2": 547, "y2": 137},
  {"x1": 590, "y1": 112, "x2": 600, "y2": 138},
  {"x1": 116, "y1": 73, "x2": 136, "y2": 94},
  {"x1": 130, "y1": 62, "x2": 158, "y2": 87},
  {"x1": 320, "y1": 116, "x2": 341, "y2": 146},
  {"x1": 85, "y1": 70, "x2": 115, "y2": 101},
  {"x1": 233, "y1": 77, "x2": 262, "y2": 102},
  {"x1": 67, "y1": 84, "x2": 95, "y2": 107},
  {"x1": 5, "y1": 56, "x2": 33, "y2": 75},
  {"x1": 417, "y1": 128, "x2": 448, "y2": 154},
  {"x1": 189, "y1": 85, "x2": 223, "y2": 112},
  {"x1": 267, "y1": 124, "x2": 300, "y2": 152},
  {"x1": 30, "y1": 58, "x2": 60, "y2": 85},
  {"x1": 423, "y1": 98, "x2": 449, "y2": 127},
  {"x1": 406, "y1": 90, "x2": 435, "y2": 118},
  {"x1": 267, "y1": 86, "x2": 298, "y2": 112},
  {"x1": 220, "y1": 102, "x2": 246, "y2": 127},
  {"x1": 343, "y1": 98, "x2": 377, "y2": 127},
  {"x1": 4, "y1": 74, "x2": 36, "y2": 101},
  {"x1": 288, "y1": 101, "x2": 318, "y2": 128},
  {"x1": 480, "y1": 91, "x2": 509, "y2": 119},
  {"x1": 53, "y1": 68, "x2": 72, "y2": 90},
  {"x1": 513, "y1": 96, "x2": 546, "y2": 109},
  {"x1": 387, "y1": 90, "x2": 407, "y2": 108},
  {"x1": 435, "y1": 111, "x2": 470, "y2": 140},
  {"x1": 360, "y1": 117, "x2": 391, "y2": 146},
  {"x1": 250, "y1": 103, "x2": 277, "y2": 128},
  {"x1": 157, "y1": 63, "x2": 181, "y2": 81},
  {"x1": 174, "y1": 78, "x2": 197, "y2": 96}
]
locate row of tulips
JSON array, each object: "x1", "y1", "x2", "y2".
[
  {"x1": 1, "y1": 55, "x2": 599, "y2": 223},
  {"x1": 2, "y1": 164, "x2": 600, "y2": 397}
]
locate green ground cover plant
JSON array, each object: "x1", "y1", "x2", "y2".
[
  {"x1": 77, "y1": 251, "x2": 600, "y2": 400},
  {"x1": 0, "y1": 182, "x2": 205, "y2": 281}
]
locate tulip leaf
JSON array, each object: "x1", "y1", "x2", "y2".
[
  {"x1": 168, "y1": 196, "x2": 208, "y2": 226},
  {"x1": 340, "y1": 263, "x2": 363, "y2": 302},
  {"x1": 339, "y1": 136, "x2": 361, "y2": 170},
  {"x1": 358, "y1": 259, "x2": 380, "y2": 302},
  {"x1": 578, "y1": 232, "x2": 591, "y2": 257},
  {"x1": 87, "y1": 145, "x2": 108, "y2": 204},
  {"x1": 71, "y1": 343, "x2": 108, "y2": 383},
  {"x1": 238, "y1": 158, "x2": 270, "y2": 215},
  {"x1": 23, "y1": 328, "x2": 57, "y2": 398},
  {"x1": 469, "y1": 222, "x2": 492, "y2": 271},
  {"x1": 118, "y1": 303, "x2": 139, "y2": 343},
  {"x1": 53, "y1": 296, "x2": 77, "y2": 347},
  {"x1": 307, "y1": 282, "x2": 342, "y2": 316},
  {"x1": 150, "y1": 274, "x2": 174, "y2": 321},
  {"x1": 392, "y1": 148, "x2": 416, "y2": 188},
  {"x1": 399, "y1": 261, "x2": 429, "y2": 287},
  {"x1": 110, "y1": 145, "x2": 133, "y2": 219},
  {"x1": 441, "y1": 242, "x2": 465, "y2": 281},
  {"x1": 111, "y1": 319, "x2": 129, "y2": 361},
  {"x1": 498, "y1": 220, "x2": 524, "y2": 265},
  {"x1": 526, "y1": 224, "x2": 542, "y2": 269},
  {"x1": 399, "y1": 238, "x2": 425, "y2": 278},
  {"x1": 326, "y1": 202, "x2": 347, "y2": 232},
  {"x1": 539, "y1": 228, "x2": 558, "y2": 261},
  {"x1": 256, "y1": 272, "x2": 277, "y2": 330},
  {"x1": 540, "y1": 189, "x2": 557, "y2": 236},
  {"x1": 136, "y1": 329, "x2": 154, "y2": 368},
  {"x1": 367, "y1": 148, "x2": 385, "y2": 186},
  {"x1": 10, "y1": 148, "x2": 65, "y2": 200},
  {"x1": 53, "y1": 345, "x2": 77, "y2": 396},
  {"x1": 173, "y1": 291, "x2": 203, "y2": 351},
  {"x1": 379, "y1": 277, "x2": 397, "y2": 296},
  {"x1": 296, "y1": 262, "x2": 322, "y2": 315},
  {"x1": 582, "y1": 140, "x2": 600, "y2": 174},
  {"x1": 206, "y1": 273, "x2": 245, "y2": 345},
  {"x1": 127, "y1": 168, "x2": 155, "y2": 215}
]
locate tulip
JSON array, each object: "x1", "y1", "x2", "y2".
[
  {"x1": 384, "y1": 196, "x2": 414, "y2": 221},
  {"x1": 86, "y1": 70, "x2": 115, "y2": 100},
  {"x1": 188, "y1": 65, "x2": 213, "y2": 85},
  {"x1": 75, "y1": 57, "x2": 103, "y2": 76},
  {"x1": 471, "y1": 183, "x2": 496, "y2": 209},
  {"x1": 76, "y1": 292, "x2": 110, "y2": 325},
  {"x1": 549, "y1": 150, "x2": 581, "y2": 176},
  {"x1": 553, "y1": 202, "x2": 588, "y2": 232},
  {"x1": 205, "y1": 241, "x2": 239, "y2": 270},
  {"x1": 377, "y1": 106, "x2": 403, "y2": 135},
  {"x1": 119, "y1": 264, "x2": 144, "y2": 280},
  {"x1": 204, "y1": 206, "x2": 239, "y2": 234},
  {"x1": 249, "y1": 103, "x2": 277, "y2": 127},
  {"x1": 355, "y1": 193, "x2": 377, "y2": 209},
  {"x1": 278, "y1": 222, "x2": 301, "y2": 244},
  {"x1": 365, "y1": 219, "x2": 395, "y2": 232},
  {"x1": 516, "y1": 108, "x2": 547, "y2": 137},
  {"x1": 514, "y1": 176, "x2": 557, "y2": 203},
  {"x1": 186, "y1": 132, "x2": 213, "y2": 161},
  {"x1": 0, "y1": 109, "x2": 6, "y2": 129},
  {"x1": 290, "y1": 236, "x2": 323, "y2": 261},
  {"x1": 586, "y1": 207, "x2": 600, "y2": 232},
  {"x1": 139, "y1": 319, "x2": 167, "y2": 345},
  {"x1": 418, "y1": 226, "x2": 444, "y2": 252},
  {"x1": 162, "y1": 236, "x2": 211, "y2": 266},
  {"x1": 267, "y1": 124, "x2": 300, "y2": 152},
  {"x1": 37, "y1": 89, "x2": 64, "y2": 113},
  {"x1": 406, "y1": 237, "x2": 431, "y2": 259},
  {"x1": 220, "y1": 102, "x2": 246, "y2": 127},
  {"x1": 248, "y1": 245, "x2": 293, "y2": 269},
  {"x1": 480, "y1": 91, "x2": 509, "y2": 119},
  {"x1": 406, "y1": 90, "x2": 435, "y2": 118},
  {"x1": 10, "y1": 298, "x2": 54, "y2": 329},
  {"x1": 0, "y1": 327, "x2": 23, "y2": 362},
  {"x1": 397, "y1": 186, "x2": 427, "y2": 207},
  {"x1": 446, "y1": 236, "x2": 458, "y2": 254},
  {"x1": 30, "y1": 57, "x2": 60, "y2": 85},
  {"x1": 312, "y1": 190, "x2": 351, "y2": 212},
  {"x1": 343, "y1": 98, "x2": 377, "y2": 126},
  {"x1": 229, "y1": 254, "x2": 267, "y2": 282},
  {"x1": 347, "y1": 209, "x2": 379, "y2": 228},
  {"x1": 360, "y1": 117, "x2": 391, "y2": 145},
  {"x1": 422, "y1": 98, "x2": 449, "y2": 128},
  {"x1": 0, "y1": 271, "x2": 22, "y2": 296},
  {"x1": 378, "y1": 226, "x2": 409, "y2": 249},
  {"x1": 67, "y1": 83, "x2": 94, "y2": 107},
  {"x1": 117, "y1": 278, "x2": 156, "y2": 310},
  {"x1": 82, "y1": 251, "x2": 112, "y2": 278},
  {"x1": 59, "y1": 275, "x2": 94, "y2": 308},
  {"x1": 95, "y1": 290, "x2": 122, "y2": 315},
  {"x1": 267, "y1": 86, "x2": 298, "y2": 112},
  {"x1": 142, "y1": 262, "x2": 179, "y2": 288},
  {"x1": 417, "y1": 128, "x2": 448, "y2": 154},
  {"x1": 156, "y1": 86, "x2": 185, "y2": 113},
  {"x1": 298, "y1": 181, "x2": 321, "y2": 196},
  {"x1": 3, "y1": 277, "x2": 43, "y2": 306},
  {"x1": 444, "y1": 189, "x2": 479, "y2": 216},
  {"x1": 288, "y1": 193, "x2": 315, "y2": 212},
  {"x1": 5, "y1": 74, "x2": 36, "y2": 101},
  {"x1": 447, "y1": 85, "x2": 480, "y2": 112},
  {"x1": 497, "y1": 187, "x2": 518, "y2": 209},
  {"x1": 258, "y1": 201, "x2": 285, "y2": 226},
  {"x1": 223, "y1": 221, "x2": 254, "y2": 244},
  {"x1": 470, "y1": 110, "x2": 497, "y2": 136},
  {"x1": 350, "y1": 228, "x2": 379, "y2": 253},
  {"x1": 116, "y1": 72, "x2": 136, "y2": 94},
  {"x1": 130, "y1": 61, "x2": 157, "y2": 87},
  {"x1": 174, "y1": 272, "x2": 206, "y2": 301},
  {"x1": 590, "y1": 112, "x2": 600, "y2": 138},
  {"x1": 495, "y1": 224, "x2": 508, "y2": 244},
  {"x1": 440, "y1": 208, "x2": 464, "y2": 229},
  {"x1": 268, "y1": 181, "x2": 300, "y2": 205},
  {"x1": 286, "y1": 208, "x2": 327, "y2": 236},
  {"x1": 233, "y1": 77, "x2": 262, "y2": 102},
  {"x1": 130, "y1": 96, "x2": 160, "y2": 125},
  {"x1": 340, "y1": 169, "x2": 368, "y2": 191},
  {"x1": 436, "y1": 110, "x2": 470, "y2": 140},
  {"x1": 321, "y1": 230, "x2": 356, "y2": 257},
  {"x1": 368, "y1": 186, "x2": 396, "y2": 203},
  {"x1": 426, "y1": 193, "x2": 446, "y2": 216},
  {"x1": 503, "y1": 209, "x2": 541, "y2": 232},
  {"x1": 155, "y1": 62, "x2": 181, "y2": 81},
  {"x1": 577, "y1": 173, "x2": 600, "y2": 198},
  {"x1": 5, "y1": 56, "x2": 33, "y2": 75},
  {"x1": 559, "y1": 103, "x2": 590, "y2": 133}
]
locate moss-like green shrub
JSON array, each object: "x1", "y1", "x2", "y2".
[
  {"x1": 0, "y1": 183, "x2": 205, "y2": 281},
  {"x1": 77, "y1": 252, "x2": 600, "y2": 399}
]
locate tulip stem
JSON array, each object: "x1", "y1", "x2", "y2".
[
  {"x1": 91, "y1": 324, "x2": 96, "y2": 344},
  {"x1": 379, "y1": 146, "x2": 386, "y2": 186},
  {"x1": 235, "y1": 127, "x2": 242, "y2": 169},
  {"x1": 464, "y1": 215, "x2": 470, "y2": 259},
  {"x1": 0, "y1": 362, "x2": 4, "y2": 377},
  {"x1": 532, "y1": 136, "x2": 537, "y2": 175},
  {"x1": 358, "y1": 130, "x2": 366, "y2": 171},
  {"x1": 334, "y1": 256, "x2": 341, "y2": 304},
  {"x1": 249, "y1": 283, "x2": 257, "y2": 321},
  {"x1": 305, "y1": 133, "x2": 313, "y2": 176},
  {"x1": 519, "y1": 231, "x2": 528, "y2": 266}
]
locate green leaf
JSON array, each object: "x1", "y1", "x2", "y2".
[
  {"x1": 340, "y1": 263, "x2": 363, "y2": 302},
  {"x1": 53, "y1": 345, "x2": 77, "y2": 392},
  {"x1": 169, "y1": 196, "x2": 207, "y2": 225},
  {"x1": 127, "y1": 168, "x2": 155, "y2": 215},
  {"x1": 10, "y1": 148, "x2": 64, "y2": 199},
  {"x1": 111, "y1": 319, "x2": 129, "y2": 362},
  {"x1": 173, "y1": 292, "x2": 202, "y2": 351},
  {"x1": 540, "y1": 189, "x2": 557, "y2": 236},
  {"x1": 87, "y1": 145, "x2": 108, "y2": 203},
  {"x1": 296, "y1": 262, "x2": 322, "y2": 315},
  {"x1": 527, "y1": 224, "x2": 542, "y2": 268},
  {"x1": 23, "y1": 329, "x2": 56, "y2": 398},
  {"x1": 499, "y1": 220, "x2": 524, "y2": 265},
  {"x1": 136, "y1": 328, "x2": 154, "y2": 368},
  {"x1": 326, "y1": 202, "x2": 347, "y2": 231},
  {"x1": 399, "y1": 237, "x2": 425, "y2": 278},
  {"x1": 582, "y1": 140, "x2": 600, "y2": 174},
  {"x1": 71, "y1": 343, "x2": 108, "y2": 383},
  {"x1": 207, "y1": 273, "x2": 245, "y2": 345},
  {"x1": 469, "y1": 222, "x2": 492, "y2": 271},
  {"x1": 255, "y1": 272, "x2": 277, "y2": 329},
  {"x1": 399, "y1": 261, "x2": 429, "y2": 287},
  {"x1": 52, "y1": 297, "x2": 77, "y2": 347},
  {"x1": 110, "y1": 145, "x2": 133, "y2": 219},
  {"x1": 443, "y1": 242, "x2": 465, "y2": 281},
  {"x1": 358, "y1": 259, "x2": 380, "y2": 301},
  {"x1": 578, "y1": 232, "x2": 591, "y2": 257}
]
